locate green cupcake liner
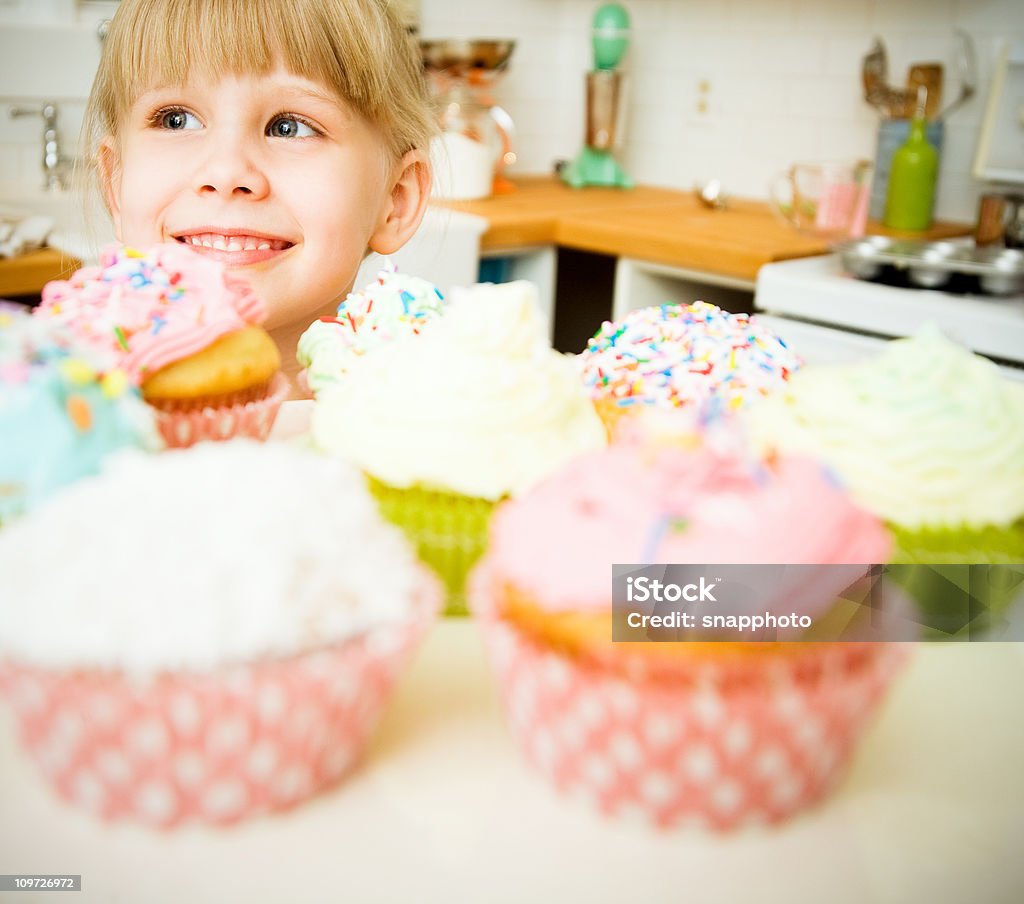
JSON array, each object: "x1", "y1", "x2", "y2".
[
  {"x1": 887, "y1": 520, "x2": 1024, "y2": 639},
  {"x1": 366, "y1": 477, "x2": 496, "y2": 617}
]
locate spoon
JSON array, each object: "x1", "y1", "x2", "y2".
[{"x1": 694, "y1": 179, "x2": 729, "y2": 210}]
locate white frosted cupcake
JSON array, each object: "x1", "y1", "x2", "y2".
[
  {"x1": 748, "y1": 327, "x2": 1024, "y2": 633},
  {"x1": 0, "y1": 442, "x2": 441, "y2": 827},
  {"x1": 312, "y1": 280, "x2": 606, "y2": 614},
  {"x1": 296, "y1": 266, "x2": 446, "y2": 396}
]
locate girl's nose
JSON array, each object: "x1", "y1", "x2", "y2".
[{"x1": 193, "y1": 138, "x2": 270, "y2": 200}]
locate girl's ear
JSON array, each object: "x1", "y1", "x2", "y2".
[
  {"x1": 97, "y1": 137, "x2": 124, "y2": 238},
  {"x1": 368, "y1": 149, "x2": 431, "y2": 255}
]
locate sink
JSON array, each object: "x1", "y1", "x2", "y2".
[{"x1": 0, "y1": 180, "x2": 115, "y2": 264}]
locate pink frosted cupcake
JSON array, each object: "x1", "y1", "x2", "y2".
[
  {"x1": 0, "y1": 442, "x2": 440, "y2": 827},
  {"x1": 37, "y1": 243, "x2": 287, "y2": 448},
  {"x1": 470, "y1": 417, "x2": 905, "y2": 831}
]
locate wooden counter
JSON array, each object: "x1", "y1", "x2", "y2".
[
  {"x1": 440, "y1": 175, "x2": 971, "y2": 284},
  {"x1": 0, "y1": 247, "x2": 81, "y2": 298},
  {"x1": 0, "y1": 177, "x2": 970, "y2": 296}
]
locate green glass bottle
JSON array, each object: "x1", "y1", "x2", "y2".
[{"x1": 883, "y1": 87, "x2": 938, "y2": 231}]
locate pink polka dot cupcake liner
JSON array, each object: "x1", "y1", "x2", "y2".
[
  {"x1": 478, "y1": 613, "x2": 908, "y2": 831},
  {"x1": 153, "y1": 372, "x2": 290, "y2": 449},
  {"x1": 0, "y1": 609, "x2": 432, "y2": 828}
]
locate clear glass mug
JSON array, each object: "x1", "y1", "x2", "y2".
[{"x1": 769, "y1": 160, "x2": 873, "y2": 240}]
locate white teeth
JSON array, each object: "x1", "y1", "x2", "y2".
[{"x1": 181, "y1": 233, "x2": 282, "y2": 252}]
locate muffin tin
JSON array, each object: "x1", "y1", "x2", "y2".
[{"x1": 836, "y1": 236, "x2": 1024, "y2": 296}]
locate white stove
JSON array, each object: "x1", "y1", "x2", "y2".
[{"x1": 754, "y1": 253, "x2": 1024, "y2": 381}]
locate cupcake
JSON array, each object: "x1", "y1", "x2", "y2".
[
  {"x1": 312, "y1": 280, "x2": 605, "y2": 615},
  {"x1": 297, "y1": 265, "x2": 446, "y2": 396},
  {"x1": 578, "y1": 301, "x2": 802, "y2": 437},
  {"x1": 747, "y1": 327, "x2": 1024, "y2": 632},
  {"x1": 0, "y1": 303, "x2": 157, "y2": 524},
  {"x1": 470, "y1": 417, "x2": 905, "y2": 831},
  {"x1": 37, "y1": 243, "x2": 287, "y2": 448},
  {"x1": 0, "y1": 442, "x2": 441, "y2": 827}
]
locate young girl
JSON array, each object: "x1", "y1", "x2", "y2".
[{"x1": 83, "y1": 0, "x2": 435, "y2": 387}]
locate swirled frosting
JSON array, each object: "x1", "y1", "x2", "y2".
[
  {"x1": 296, "y1": 266, "x2": 445, "y2": 394},
  {"x1": 578, "y1": 301, "x2": 802, "y2": 413},
  {"x1": 37, "y1": 243, "x2": 267, "y2": 385},
  {"x1": 0, "y1": 441, "x2": 441, "y2": 673},
  {"x1": 485, "y1": 416, "x2": 890, "y2": 612},
  {"x1": 311, "y1": 281, "x2": 606, "y2": 500},
  {"x1": 746, "y1": 327, "x2": 1024, "y2": 529},
  {"x1": 0, "y1": 303, "x2": 157, "y2": 522}
]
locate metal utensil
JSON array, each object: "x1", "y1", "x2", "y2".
[
  {"x1": 862, "y1": 38, "x2": 891, "y2": 111},
  {"x1": 862, "y1": 38, "x2": 916, "y2": 118},
  {"x1": 937, "y1": 29, "x2": 976, "y2": 121},
  {"x1": 905, "y1": 63, "x2": 943, "y2": 118},
  {"x1": 694, "y1": 179, "x2": 728, "y2": 210},
  {"x1": 419, "y1": 40, "x2": 516, "y2": 74}
]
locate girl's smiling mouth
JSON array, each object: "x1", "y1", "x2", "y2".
[{"x1": 172, "y1": 228, "x2": 294, "y2": 265}]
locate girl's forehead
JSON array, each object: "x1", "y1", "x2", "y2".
[{"x1": 129, "y1": 64, "x2": 344, "y2": 106}]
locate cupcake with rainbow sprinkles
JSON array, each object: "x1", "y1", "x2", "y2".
[
  {"x1": 0, "y1": 303, "x2": 157, "y2": 524},
  {"x1": 37, "y1": 243, "x2": 286, "y2": 448},
  {"x1": 296, "y1": 266, "x2": 446, "y2": 396},
  {"x1": 578, "y1": 301, "x2": 801, "y2": 437}
]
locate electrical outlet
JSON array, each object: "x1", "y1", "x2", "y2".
[{"x1": 697, "y1": 79, "x2": 711, "y2": 114}]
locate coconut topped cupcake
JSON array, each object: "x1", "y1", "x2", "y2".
[
  {"x1": 579, "y1": 301, "x2": 802, "y2": 417},
  {"x1": 747, "y1": 326, "x2": 1024, "y2": 531},
  {"x1": 0, "y1": 441, "x2": 440, "y2": 675},
  {"x1": 0, "y1": 303, "x2": 157, "y2": 522},
  {"x1": 37, "y1": 243, "x2": 273, "y2": 387},
  {"x1": 297, "y1": 266, "x2": 446, "y2": 395},
  {"x1": 312, "y1": 280, "x2": 605, "y2": 501}
]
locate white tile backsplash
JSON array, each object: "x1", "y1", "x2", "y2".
[
  {"x1": 1, "y1": 0, "x2": 1021, "y2": 223},
  {"x1": 424, "y1": 0, "x2": 1024, "y2": 221}
]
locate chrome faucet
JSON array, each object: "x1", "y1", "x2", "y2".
[{"x1": 10, "y1": 102, "x2": 71, "y2": 191}]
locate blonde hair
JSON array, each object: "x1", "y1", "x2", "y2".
[{"x1": 83, "y1": 0, "x2": 434, "y2": 166}]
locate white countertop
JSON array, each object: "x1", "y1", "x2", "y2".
[{"x1": 1, "y1": 623, "x2": 1022, "y2": 904}]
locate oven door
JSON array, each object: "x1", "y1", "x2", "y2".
[
  {"x1": 755, "y1": 314, "x2": 888, "y2": 365},
  {"x1": 756, "y1": 313, "x2": 1024, "y2": 383}
]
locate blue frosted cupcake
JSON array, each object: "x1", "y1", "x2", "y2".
[{"x1": 0, "y1": 303, "x2": 158, "y2": 523}]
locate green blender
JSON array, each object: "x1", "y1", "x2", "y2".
[{"x1": 561, "y1": 3, "x2": 634, "y2": 190}]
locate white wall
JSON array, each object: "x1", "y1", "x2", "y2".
[
  {"x1": 1, "y1": 0, "x2": 1020, "y2": 221},
  {"x1": 422, "y1": 0, "x2": 1024, "y2": 221}
]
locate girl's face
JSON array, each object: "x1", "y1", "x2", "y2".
[{"x1": 100, "y1": 67, "x2": 421, "y2": 331}]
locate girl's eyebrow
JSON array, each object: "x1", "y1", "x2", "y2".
[
  {"x1": 132, "y1": 79, "x2": 340, "y2": 105},
  {"x1": 273, "y1": 82, "x2": 349, "y2": 114}
]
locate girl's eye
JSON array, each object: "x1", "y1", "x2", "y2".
[
  {"x1": 267, "y1": 116, "x2": 317, "y2": 139},
  {"x1": 156, "y1": 108, "x2": 201, "y2": 131}
]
